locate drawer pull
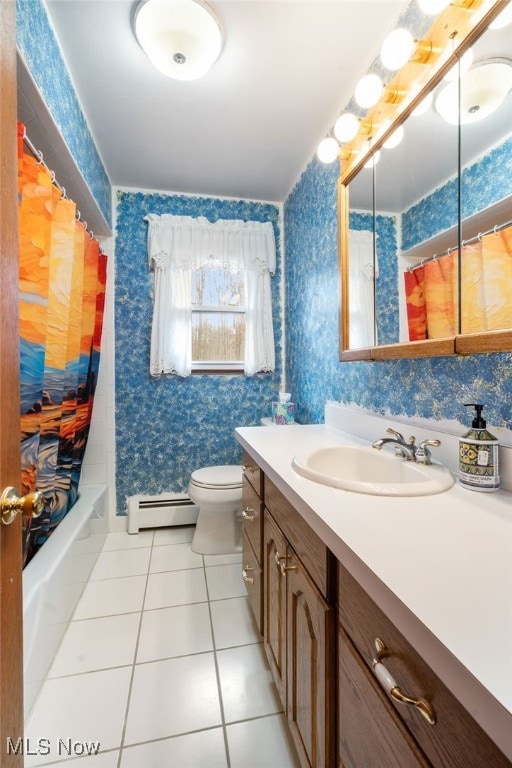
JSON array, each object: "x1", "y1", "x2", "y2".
[
  {"x1": 242, "y1": 508, "x2": 255, "y2": 522},
  {"x1": 372, "y1": 638, "x2": 436, "y2": 725},
  {"x1": 242, "y1": 566, "x2": 255, "y2": 585}
]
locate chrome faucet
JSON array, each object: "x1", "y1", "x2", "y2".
[
  {"x1": 372, "y1": 428, "x2": 442, "y2": 464},
  {"x1": 372, "y1": 428, "x2": 417, "y2": 461}
]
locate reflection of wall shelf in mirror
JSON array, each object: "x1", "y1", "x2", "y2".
[{"x1": 401, "y1": 196, "x2": 512, "y2": 266}]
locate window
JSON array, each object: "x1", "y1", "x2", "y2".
[
  {"x1": 191, "y1": 263, "x2": 246, "y2": 371},
  {"x1": 145, "y1": 214, "x2": 276, "y2": 377}
]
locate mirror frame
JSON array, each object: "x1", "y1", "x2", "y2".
[{"x1": 339, "y1": 0, "x2": 512, "y2": 362}]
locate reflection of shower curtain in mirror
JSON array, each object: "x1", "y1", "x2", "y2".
[
  {"x1": 404, "y1": 252, "x2": 458, "y2": 340},
  {"x1": 17, "y1": 122, "x2": 107, "y2": 566},
  {"x1": 462, "y1": 228, "x2": 512, "y2": 333},
  {"x1": 349, "y1": 229, "x2": 377, "y2": 348},
  {"x1": 405, "y1": 225, "x2": 512, "y2": 340}
]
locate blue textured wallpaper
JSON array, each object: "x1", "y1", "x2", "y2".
[
  {"x1": 284, "y1": 157, "x2": 512, "y2": 430},
  {"x1": 16, "y1": 0, "x2": 112, "y2": 226},
  {"x1": 115, "y1": 191, "x2": 282, "y2": 513}
]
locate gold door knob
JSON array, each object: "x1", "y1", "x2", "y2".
[{"x1": 1, "y1": 487, "x2": 45, "y2": 526}]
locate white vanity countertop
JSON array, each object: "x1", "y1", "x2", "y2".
[{"x1": 236, "y1": 422, "x2": 512, "y2": 758}]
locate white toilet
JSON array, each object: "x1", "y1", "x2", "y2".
[{"x1": 188, "y1": 465, "x2": 243, "y2": 555}]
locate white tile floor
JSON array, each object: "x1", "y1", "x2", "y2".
[{"x1": 25, "y1": 527, "x2": 301, "y2": 767}]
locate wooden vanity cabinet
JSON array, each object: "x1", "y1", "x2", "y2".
[
  {"x1": 241, "y1": 452, "x2": 264, "y2": 634},
  {"x1": 339, "y1": 564, "x2": 511, "y2": 768},
  {"x1": 263, "y1": 477, "x2": 335, "y2": 768},
  {"x1": 239, "y1": 452, "x2": 511, "y2": 768}
]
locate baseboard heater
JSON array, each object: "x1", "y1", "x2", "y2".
[{"x1": 127, "y1": 493, "x2": 199, "y2": 534}]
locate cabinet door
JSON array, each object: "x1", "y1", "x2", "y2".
[
  {"x1": 339, "y1": 626, "x2": 431, "y2": 768},
  {"x1": 287, "y1": 551, "x2": 334, "y2": 768},
  {"x1": 263, "y1": 509, "x2": 288, "y2": 707}
]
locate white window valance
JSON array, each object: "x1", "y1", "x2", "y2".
[
  {"x1": 145, "y1": 214, "x2": 276, "y2": 274},
  {"x1": 145, "y1": 214, "x2": 276, "y2": 378}
]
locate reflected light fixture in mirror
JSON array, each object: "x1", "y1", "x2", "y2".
[
  {"x1": 134, "y1": 0, "x2": 223, "y2": 80},
  {"x1": 436, "y1": 58, "x2": 512, "y2": 125},
  {"x1": 383, "y1": 124, "x2": 404, "y2": 148},
  {"x1": 364, "y1": 150, "x2": 381, "y2": 168}
]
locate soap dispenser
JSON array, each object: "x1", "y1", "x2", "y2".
[{"x1": 459, "y1": 404, "x2": 500, "y2": 492}]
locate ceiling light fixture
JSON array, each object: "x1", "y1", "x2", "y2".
[
  {"x1": 355, "y1": 74, "x2": 384, "y2": 109},
  {"x1": 134, "y1": 0, "x2": 223, "y2": 81},
  {"x1": 435, "y1": 58, "x2": 512, "y2": 125}
]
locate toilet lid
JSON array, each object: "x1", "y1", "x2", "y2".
[{"x1": 191, "y1": 465, "x2": 242, "y2": 490}]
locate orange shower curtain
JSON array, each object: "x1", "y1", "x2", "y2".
[{"x1": 18, "y1": 122, "x2": 107, "y2": 565}]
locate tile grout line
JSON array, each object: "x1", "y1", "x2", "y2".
[
  {"x1": 115, "y1": 529, "x2": 155, "y2": 768},
  {"x1": 203, "y1": 555, "x2": 232, "y2": 768}
]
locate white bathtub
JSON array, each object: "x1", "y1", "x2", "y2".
[{"x1": 23, "y1": 484, "x2": 108, "y2": 722}]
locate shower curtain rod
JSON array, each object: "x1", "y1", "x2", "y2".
[
  {"x1": 22, "y1": 131, "x2": 98, "y2": 242},
  {"x1": 408, "y1": 217, "x2": 512, "y2": 273}
]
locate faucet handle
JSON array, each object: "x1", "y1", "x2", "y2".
[
  {"x1": 386, "y1": 427, "x2": 405, "y2": 443},
  {"x1": 416, "y1": 439, "x2": 441, "y2": 465}
]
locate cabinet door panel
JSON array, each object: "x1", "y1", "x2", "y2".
[
  {"x1": 265, "y1": 477, "x2": 329, "y2": 597},
  {"x1": 242, "y1": 529, "x2": 263, "y2": 635},
  {"x1": 339, "y1": 627, "x2": 431, "y2": 768},
  {"x1": 263, "y1": 509, "x2": 287, "y2": 707},
  {"x1": 242, "y1": 476, "x2": 263, "y2": 563},
  {"x1": 242, "y1": 449, "x2": 263, "y2": 496},
  {"x1": 287, "y1": 553, "x2": 334, "y2": 768}
]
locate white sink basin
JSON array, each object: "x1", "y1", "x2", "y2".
[{"x1": 292, "y1": 445, "x2": 454, "y2": 496}]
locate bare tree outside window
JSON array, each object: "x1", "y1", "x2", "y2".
[{"x1": 191, "y1": 262, "x2": 245, "y2": 363}]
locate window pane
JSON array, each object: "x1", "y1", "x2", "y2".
[
  {"x1": 192, "y1": 312, "x2": 245, "y2": 361},
  {"x1": 191, "y1": 266, "x2": 245, "y2": 307}
]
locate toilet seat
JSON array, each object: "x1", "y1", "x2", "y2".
[{"x1": 190, "y1": 465, "x2": 242, "y2": 491}]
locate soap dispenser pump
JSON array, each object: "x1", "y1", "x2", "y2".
[{"x1": 459, "y1": 404, "x2": 500, "y2": 492}]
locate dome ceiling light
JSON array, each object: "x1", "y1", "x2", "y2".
[
  {"x1": 134, "y1": 0, "x2": 223, "y2": 81},
  {"x1": 435, "y1": 58, "x2": 512, "y2": 125}
]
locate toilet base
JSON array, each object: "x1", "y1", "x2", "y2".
[{"x1": 191, "y1": 507, "x2": 242, "y2": 555}]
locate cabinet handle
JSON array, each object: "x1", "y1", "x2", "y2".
[
  {"x1": 242, "y1": 508, "x2": 255, "y2": 522},
  {"x1": 242, "y1": 464, "x2": 253, "y2": 472},
  {"x1": 275, "y1": 552, "x2": 297, "y2": 576},
  {"x1": 372, "y1": 638, "x2": 436, "y2": 725},
  {"x1": 242, "y1": 566, "x2": 254, "y2": 585},
  {"x1": 274, "y1": 550, "x2": 287, "y2": 566}
]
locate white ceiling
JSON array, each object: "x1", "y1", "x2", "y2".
[{"x1": 44, "y1": 0, "x2": 408, "y2": 203}]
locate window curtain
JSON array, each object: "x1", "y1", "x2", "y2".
[
  {"x1": 348, "y1": 229, "x2": 378, "y2": 348},
  {"x1": 145, "y1": 214, "x2": 276, "y2": 376}
]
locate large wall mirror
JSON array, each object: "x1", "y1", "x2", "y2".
[{"x1": 339, "y1": 0, "x2": 512, "y2": 361}]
